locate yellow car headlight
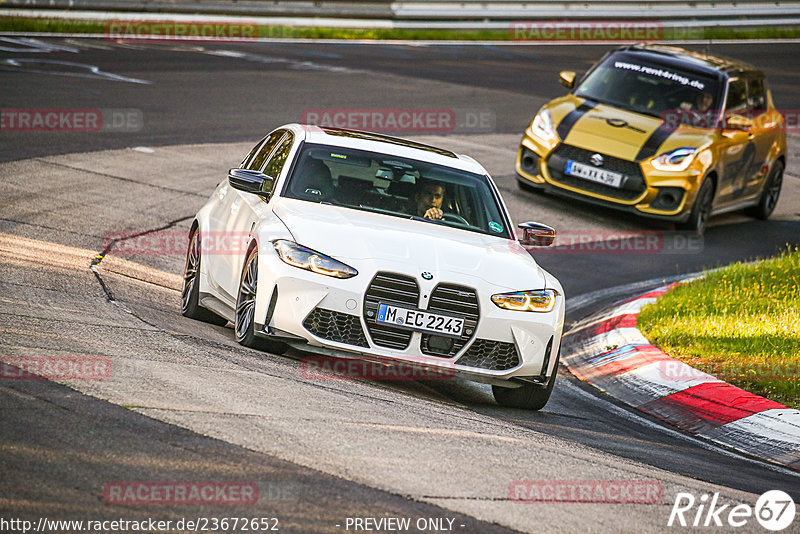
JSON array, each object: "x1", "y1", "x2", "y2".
[
  {"x1": 529, "y1": 109, "x2": 557, "y2": 142},
  {"x1": 651, "y1": 147, "x2": 698, "y2": 172},
  {"x1": 491, "y1": 289, "x2": 558, "y2": 312}
]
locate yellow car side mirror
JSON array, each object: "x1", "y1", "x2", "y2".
[
  {"x1": 725, "y1": 114, "x2": 754, "y2": 131},
  {"x1": 559, "y1": 71, "x2": 576, "y2": 89}
]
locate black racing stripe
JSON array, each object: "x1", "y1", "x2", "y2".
[
  {"x1": 556, "y1": 100, "x2": 597, "y2": 140},
  {"x1": 635, "y1": 123, "x2": 676, "y2": 162}
]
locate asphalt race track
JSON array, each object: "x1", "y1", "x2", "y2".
[{"x1": 2, "y1": 38, "x2": 800, "y2": 533}]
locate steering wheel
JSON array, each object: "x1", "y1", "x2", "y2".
[{"x1": 442, "y1": 212, "x2": 469, "y2": 225}]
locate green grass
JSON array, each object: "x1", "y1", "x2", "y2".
[
  {"x1": 0, "y1": 17, "x2": 106, "y2": 35},
  {"x1": 3, "y1": 17, "x2": 800, "y2": 41},
  {"x1": 0, "y1": 17, "x2": 511, "y2": 40},
  {"x1": 702, "y1": 25, "x2": 800, "y2": 40},
  {"x1": 638, "y1": 247, "x2": 800, "y2": 409}
]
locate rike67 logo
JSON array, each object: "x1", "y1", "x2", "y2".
[{"x1": 668, "y1": 490, "x2": 795, "y2": 531}]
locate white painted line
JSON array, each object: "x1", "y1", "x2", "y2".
[
  {"x1": 567, "y1": 273, "x2": 699, "y2": 318},
  {"x1": 715, "y1": 409, "x2": 800, "y2": 439},
  {"x1": 596, "y1": 369, "x2": 682, "y2": 404},
  {"x1": 621, "y1": 361, "x2": 722, "y2": 394},
  {"x1": 569, "y1": 297, "x2": 660, "y2": 333},
  {"x1": 0, "y1": 36, "x2": 79, "y2": 53},
  {"x1": 701, "y1": 409, "x2": 800, "y2": 463},
  {"x1": 1, "y1": 58, "x2": 151, "y2": 84},
  {"x1": 559, "y1": 378, "x2": 800, "y2": 478},
  {"x1": 600, "y1": 295, "x2": 663, "y2": 315},
  {"x1": 565, "y1": 327, "x2": 650, "y2": 360}
]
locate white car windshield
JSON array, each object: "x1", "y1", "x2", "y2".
[{"x1": 282, "y1": 143, "x2": 512, "y2": 239}]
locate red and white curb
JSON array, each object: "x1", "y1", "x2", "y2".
[{"x1": 561, "y1": 283, "x2": 800, "y2": 470}]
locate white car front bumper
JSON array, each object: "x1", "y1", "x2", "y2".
[{"x1": 253, "y1": 249, "x2": 565, "y2": 384}]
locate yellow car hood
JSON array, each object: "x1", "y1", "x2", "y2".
[{"x1": 562, "y1": 103, "x2": 664, "y2": 160}]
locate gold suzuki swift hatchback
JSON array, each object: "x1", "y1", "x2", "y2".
[{"x1": 516, "y1": 44, "x2": 786, "y2": 234}]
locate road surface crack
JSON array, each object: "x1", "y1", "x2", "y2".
[
  {"x1": 34, "y1": 158, "x2": 208, "y2": 197},
  {"x1": 90, "y1": 216, "x2": 193, "y2": 321}
]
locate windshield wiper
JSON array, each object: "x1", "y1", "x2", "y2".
[
  {"x1": 575, "y1": 92, "x2": 609, "y2": 106},
  {"x1": 634, "y1": 109, "x2": 662, "y2": 119},
  {"x1": 575, "y1": 93, "x2": 664, "y2": 119}
]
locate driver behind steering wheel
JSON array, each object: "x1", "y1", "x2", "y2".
[{"x1": 414, "y1": 179, "x2": 445, "y2": 220}]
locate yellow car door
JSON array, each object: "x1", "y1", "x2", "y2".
[
  {"x1": 717, "y1": 78, "x2": 757, "y2": 204},
  {"x1": 745, "y1": 77, "x2": 782, "y2": 199}
]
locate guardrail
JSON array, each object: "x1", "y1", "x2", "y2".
[
  {"x1": 3, "y1": 0, "x2": 800, "y2": 21},
  {"x1": 2, "y1": 1, "x2": 394, "y2": 19},
  {"x1": 395, "y1": 1, "x2": 800, "y2": 21}
]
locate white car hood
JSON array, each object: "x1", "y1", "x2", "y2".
[{"x1": 273, "y1": 199, "x2": 547, "y2": 291}]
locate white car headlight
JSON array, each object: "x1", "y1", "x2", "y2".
[
  {"x1": 651, "y1": 147, "x2": 698, "y2": 172},
  {"x1": 273, "y1": 240, "x2": 358, "y2": 279},
  {"x1": 529, "y1": 109, "x2": 557, "y2": 142},
  {"x1": 491, "y1": 289, "x2": 558, "y2": 312}
]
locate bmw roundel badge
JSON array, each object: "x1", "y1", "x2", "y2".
[{"x1": 421, "y1": 272, "x2": 433, "y2": 280}]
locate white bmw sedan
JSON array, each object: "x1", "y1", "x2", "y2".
[{"x1": 182, "y1": 124, "x2": 565, "y2": 409}]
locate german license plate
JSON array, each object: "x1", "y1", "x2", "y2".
[
  {"x1": 565, "y1": 160, "x2": 624, "y2": 188},
  {"x1": 376, "y1": 304, "x2": 464, "y2": 337}
]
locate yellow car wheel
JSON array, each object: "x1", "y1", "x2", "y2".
[
  {"x1": 745, "y1": 160, "x2": 784, "y2": 220},
  {"x1": 678, "y1": 178, "x2": 714, "y2": 235}
]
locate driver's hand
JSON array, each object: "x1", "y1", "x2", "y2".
[{"x1": 424, "y1": 207, "x2": 443, "y2": 220}]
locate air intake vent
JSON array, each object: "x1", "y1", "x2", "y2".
[
  {"x1": 303, "y1": 308, "x2": 369, "y2": 348},
  {"x1": 363, "y1": 272, "x2": 419, "y2": 350},
  {"x1": 547, "y1": 143, "x2": 646, "y2": 201},
  {"x1": 457, "y1": 339, "x2": 520, "y2": 371}
]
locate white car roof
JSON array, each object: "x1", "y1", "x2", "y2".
[{"x1": 283, "y1": 123, "x2": 489, "y2": 176}]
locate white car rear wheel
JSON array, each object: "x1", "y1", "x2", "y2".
[{"x1": 182, "y1": 229, "x2": 228, "y2": 326}]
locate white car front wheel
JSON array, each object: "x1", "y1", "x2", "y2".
[
  {"x1": 235, "y1": 246, "x2": 288, "y2": 354},
  {"x1": 492, "y1": 367, "x2": 557, "y2": 410}
]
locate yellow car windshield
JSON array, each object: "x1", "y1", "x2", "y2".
[{"x1": 575, "y1": 53, "x2": 723, "y2": 118}]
